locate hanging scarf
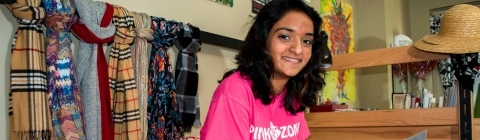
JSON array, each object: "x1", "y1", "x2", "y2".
[
  {"x1": 174, "y1": 23, "x2": 201, "y2": 132},
  {"x1": 451, "y1": 53, "x2": 480, "y2": 90},
  {"x1": 109, "y1": 5, "x2": 141, "y2": 140},
  {"x1": 6, "y1": 0, "x2": 53, "y2": 139},
  {"x1": 430, "y1": 14, "x2": 455, "y2": 96},
  {"x1": 148, "y1": 16, "x2": 184, "y2": 140},
  {"x1": 132, "y1": 12, "x2": 153, "y2": 140},
  {"x1": 42, "y1": 0, "x2": 85, "y2": 139},
  {"x1": 70, "y1": 1, "x2": 115, "y2": 139}
]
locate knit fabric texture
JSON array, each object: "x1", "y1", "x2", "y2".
[
  {"x1": 70, "y1": 0, "x2": 116, "y2": 139},
  {"x1": 42, "y1": 0, "x2": 85, "y2": 139}
]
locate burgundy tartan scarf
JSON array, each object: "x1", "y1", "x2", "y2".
[
  {"x1": 109, "y1": 5, "x2": 141, "y2": 139},
  {"x1": 6, "y1": 0, "x2": 53, "y2": 139},
  {"x1": 42, "y1": 0, "x2": 85, "y2": 139}
]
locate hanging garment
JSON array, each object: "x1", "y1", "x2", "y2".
[
  {"x1": 148, "y1": 16, "x2": 184, "y2": 140},
  {"x1": 451, "y1": 53, "x2": 480, "y2": 90},
  {"x1": 6, "y1": 0, "x2": 53, "y2": 139},
  {"x1": 0, "y1": 0, "x2": 15, "y2": 4},
  {"x1": 430, "y1": 14, "x2": 454, "y2": 96},
  {"x1": 174, "y1": 23, "x2": 201, "y2": 132},
  {"x1": 42, "y1": 0, "x2": 85, "y2": 139},
  {"x1": 194, "y1": 95, "x2": 201, "y2": 128},
  {"x1": 70, "y1": 0, "x2": 116, "y2": 139},
  {"x1": 109, "y1": 5, "x2": 141, "y2": 140},
  {"x1": 132, "y1": 12, "x2": 153, "y2": 140}
]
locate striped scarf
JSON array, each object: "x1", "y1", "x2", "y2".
[
  {"x1": 109, "y1": 5, "x2": 141, "y2": 140},
  {"x1": 6, "y1": 0, "x2": 53, "y2": 139},
  {"x1": 42, "y1": 0, "x2": 85, "y2": 139},
  {"x1": 70, "y1": 1, "x2": 116, "y2": 140},
  {"x1": 174, "y1": 24, "x2": 202, "y2": 132},
  {"x1": 148, "y1": 16, "x2": 184, "y2": 140},
  {"x1": 132, "y1": 12, "x2": 153, "y2": 140}
]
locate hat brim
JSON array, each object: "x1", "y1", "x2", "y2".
[{"x1": 413, "y1": 34, "x2": 480, "y2": 54}]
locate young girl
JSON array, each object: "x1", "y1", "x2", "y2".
[{"x1": 200, "y1": 0, "x2": 327, "y2": 139}]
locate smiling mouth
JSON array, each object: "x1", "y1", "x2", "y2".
[{"x1": 282, "y1": 56, "x2": 302, "y2": 63}]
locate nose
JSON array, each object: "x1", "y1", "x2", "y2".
[{"x1": 289, "y1": 38, "x2": 303, "y2": 55}]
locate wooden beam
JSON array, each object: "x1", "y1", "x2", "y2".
[{"x1": 326, "y1": 45, "x2": 450, "y2": 71}]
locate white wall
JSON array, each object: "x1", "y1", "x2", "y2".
[{"x1": 1, "y1": 4, "x2": 15, "y2": 139}]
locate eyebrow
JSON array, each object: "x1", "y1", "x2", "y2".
[{"x1": 274, "y1": 27, "x2": 314, "y2": 36}]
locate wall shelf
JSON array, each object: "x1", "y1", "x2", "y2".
[{"x1": 306, "y1": 45, "x2": 476, "y2": 139}]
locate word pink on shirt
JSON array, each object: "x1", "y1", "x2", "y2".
[{"x1": 200, "y1": 71, "x2": 310, "y2": 140}]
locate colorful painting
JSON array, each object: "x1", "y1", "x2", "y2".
[{"x1": 320, "y1": 0, "x2": 356, "y2": 102}]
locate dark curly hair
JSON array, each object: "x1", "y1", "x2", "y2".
[{"x1": 220, "y1": 0, "x2": 327, "y2": 115}]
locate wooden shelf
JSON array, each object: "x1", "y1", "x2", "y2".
[
  {"x1": 306, "y1": 107, "x2": 457, "y2": 128},
  {"x1": 326, "y1": 45, "x2": 450, "y2": 71},
  {"x1": 306, "y1": 107, "x2": 479, "y2": 140},
  {"x1": 309, "y1": 44, "x2": 476, "y2": 139}
]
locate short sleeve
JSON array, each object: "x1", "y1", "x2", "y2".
[
  {"x1": 200, "y1": 92, "x2": 250, "y2": 139},
  {"x1": 296, "y1": 113, "x2": 311, "y2": 140}
]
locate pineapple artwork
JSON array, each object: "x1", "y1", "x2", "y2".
[{"x1": 320, "y1": 0, "x2": 356, "y2": 102}]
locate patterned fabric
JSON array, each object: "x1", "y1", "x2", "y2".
[
  {"x1": 430, "y1": 14, "x2": 454, "y2": 93},
  {"x1": 42, "y1": 0, "x2": 85, "y2": 139},
  {"x1": 451, "y1": 53, "x2": 480, "y2": 90},
  {"x1": 174, "y1": 23, "x2": 202, "y2": 132},
  {"x1": 148, "y1": 16, "x2": 184, "y2": 140},
  {"x1": 70, "y1": 1, "x2": 116, "y2": 139},
  {"x1": 6, "y1": 0, "x2": 53, "y2": 139},
  {"x1": 109, "y1": 5, "x2": 141, "y2": 140},
  {"x1": 132, "y1": 12, "x2": 153, "y2": 140}
]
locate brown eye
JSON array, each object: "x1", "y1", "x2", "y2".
[
  {"x1": 303, "y1": 39, "x2": 312, "y2": 45},
  {"x1": 279, "y1": 35, "x2": 290, "y2": 40}
]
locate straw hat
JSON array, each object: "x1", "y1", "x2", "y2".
[{"x1": 413, "y1": 4, "x2": 480, "y2": 54}]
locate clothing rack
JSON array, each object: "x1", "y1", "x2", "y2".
[{"x1": 200, "y1": 31, "x2": 243, "y2": 50}]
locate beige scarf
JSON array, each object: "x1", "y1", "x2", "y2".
[
  {"x1": 6, "y1": 0, "x2": 53, "y2": 139},
  {"x1": 109, "y1": 5, "x2": 141, "y2": 139}
]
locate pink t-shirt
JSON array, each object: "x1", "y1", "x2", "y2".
[{"x1": 200, "y1": 72, "x2": 310, "y2": 140}]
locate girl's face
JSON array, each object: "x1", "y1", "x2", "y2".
[{"x1": 266, "y1": 10, "x2": 314, "y2": 79}]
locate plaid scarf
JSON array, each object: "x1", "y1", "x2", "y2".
[
  {"x1": 132, "y1": 12, "x2": 153, "y2": 140},
  {"x1": 42, "y1": 0, "x2": 85, "y2": 139},
  {"x1": 109, "y1": 5, "x2": 141, "y2": 140},
  {"x1": 70, "y1": 1, "x2": 115, "y2": 139},
  {"x1": 148, "y1": 16, "x2": 184, "y2": 140},
  {"x1": 6, "y1": 0, "x2": 53, "y2": 139},
  {"x1": 174, "y1": 24, "x2": 201, "y2": 132}
]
